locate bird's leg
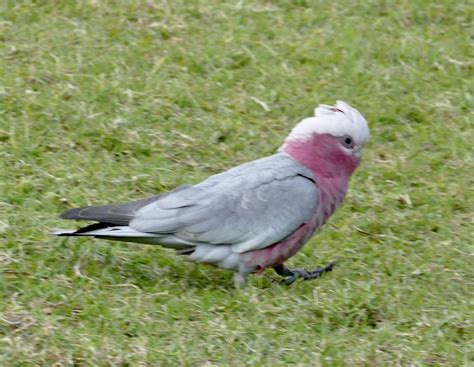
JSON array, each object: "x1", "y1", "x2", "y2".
[
  {"x1": 233, "y1": 272, "x2": 247, "y2": 288},
  {"x1": 273, "y1": 263, "x2": 335, "y2": 285}
]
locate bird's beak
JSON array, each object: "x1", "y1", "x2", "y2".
[{"x1": 354, "y1": 147, "x2": 362, "y2": 160}]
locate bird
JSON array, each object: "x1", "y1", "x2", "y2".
[{"x1": 53, "y1": 101, "x2": 370, "y2": 286}]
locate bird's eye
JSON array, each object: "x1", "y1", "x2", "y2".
[{"x1": 341, "y1": 135, "x2": 354, "y2": 149}]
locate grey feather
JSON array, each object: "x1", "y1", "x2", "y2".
[
  {"x1": 60, "y1": 185, "x2": 191, "y2": 225},
  {"x1": 130, "y1": 153, "x2": 319, "y2": 252},
  {"x1": 58, "y1": 153, "x2": 319, "y2": 254}
]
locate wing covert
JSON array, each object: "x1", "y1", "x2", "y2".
[{"x1": 130, "y1": 154, "x2": 319, "y2": 253}]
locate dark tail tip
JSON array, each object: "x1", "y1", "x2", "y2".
[{"x1": 60, "y1": 207, "x2": 86, "y2": 220}]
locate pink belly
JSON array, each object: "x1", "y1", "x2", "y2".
[{"x1": 240, "y1": 215, "x2": 321, "y2": 271}]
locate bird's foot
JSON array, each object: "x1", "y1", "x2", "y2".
[{"x1": 273, "y1": 263, "x2": 336, "y2": 285}]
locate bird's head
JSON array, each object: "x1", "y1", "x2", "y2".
[{"x1": 281, "y1": 101, "x2": 369, "y2": 179}]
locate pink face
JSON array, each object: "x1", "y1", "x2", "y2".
[{"x1": 283, "y1": 133, "x2": 360, "y2": 180}]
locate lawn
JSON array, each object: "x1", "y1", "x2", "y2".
[{"x1": 0, "y1": 0, "x2": 472, "y2": 365}]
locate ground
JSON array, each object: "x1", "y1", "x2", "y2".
[{"x1": 0, "y1": 1, "x2": 472, "y2": 365}]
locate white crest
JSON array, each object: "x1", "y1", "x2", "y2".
[{"x1": 284, "y1": 101, "x2": 370, "y2": 147}]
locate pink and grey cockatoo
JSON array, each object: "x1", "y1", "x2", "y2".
[{"x1": 54, "y1": 101, "x2": 369, "y2": 286}]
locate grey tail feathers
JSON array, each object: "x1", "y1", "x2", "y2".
[
  {"x1": 60, "y1": 195, "x2": 162, "y2": 225},
  {"x1": 69, "y1": 222, "x2": 116, "y2": 234},
  {"x1": 60, "y1": 185, "x2": 191, "y2": 225}
]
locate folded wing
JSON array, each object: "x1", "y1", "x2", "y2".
[{"x1": 131, "y1": 154, "x2": 319, "y2": 253}]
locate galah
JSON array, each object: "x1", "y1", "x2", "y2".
[{"x1": 53, "y1": 101, "x2": 369, "y2": 286}]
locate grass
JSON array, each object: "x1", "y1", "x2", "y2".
[{"x1": 0, "y1": 0, "x2": 472, "y2": 365}]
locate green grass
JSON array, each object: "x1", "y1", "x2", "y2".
[{"x1": 0, "y1": 0, "x2": 473, "y2": 365}]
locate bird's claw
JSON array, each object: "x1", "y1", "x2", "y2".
[
  {"x1": 281, "y1": 274, "x2": 299, "y2": 286},
  {"x1": 276, "y1": 262, "x2": 336, "y2": 285}
]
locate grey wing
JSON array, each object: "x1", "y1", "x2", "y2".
[{"x1": 130, "y1": 173, "x2": 318, "y2": 253}]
